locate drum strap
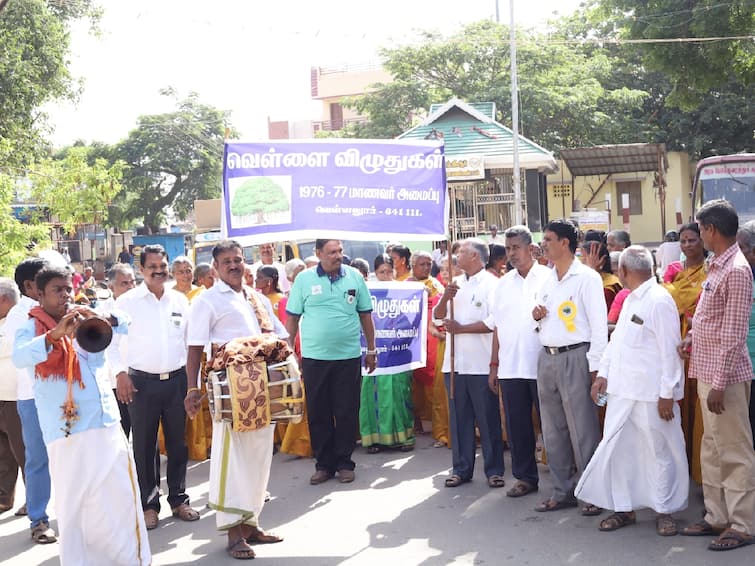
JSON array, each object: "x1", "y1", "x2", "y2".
[{"x1": 244, "y1": 288, "x2": 274, "y2": 333}]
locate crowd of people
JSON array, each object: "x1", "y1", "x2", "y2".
[{"x1": 1, "y1": 199, "x2": 754, "y2": 563}]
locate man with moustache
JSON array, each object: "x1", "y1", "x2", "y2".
[
  {"x1": 108, "y1": 244, "x2": 198, "y2": 530},
  {"x1": 13, "y1": 266, "x2": 150, "y2": 565},
  {"x1": 185, "y1": 239, "x2": 287, "y2": 560},
  {"x1": 489, "y1": 226, "x2": 551, "y2": 497},
  {"x1": 532, "y1": 219, "x2": 607, "y2": 515},
  {"x1": 285, "y1": 239, "x2": 377, "y2": 485}
]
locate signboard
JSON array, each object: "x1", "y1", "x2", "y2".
[
  {"x1": 700, "y1": 161, "x2": 755, "y2": 180},
  {"x1": 222, "y1": 140, "x2": 448, "y2": 245},
  {"x1": 446, "y1": 154, "x2": 485, "y2": 181},
  {"x1": 361, "y1": 282, "x2": 427, "y2": 375},
  {"x1": 572, "y1": 209, "x2": 609, "y2": 232}
]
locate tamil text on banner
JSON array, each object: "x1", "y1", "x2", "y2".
[
  {"x1": 361, "y1": 282, "x2": 427, "y2": 376},
  {"x1": 222, "y1": 139, "x2": 447, "y2": 245}
]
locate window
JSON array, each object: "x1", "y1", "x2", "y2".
[{"x1": 615, "y1": 181, "x2": 643, "y2": 215}]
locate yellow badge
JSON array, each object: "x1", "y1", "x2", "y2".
[{"x1": 558, "y1": 300, "x2": 577, "y2": 332}]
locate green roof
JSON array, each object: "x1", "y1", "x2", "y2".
[{"x1": 400, "y1": 98, "x2": 557, "y2": 172}]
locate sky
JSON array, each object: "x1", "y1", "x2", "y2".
[{"x1": 46, "y1": 0, "x2": 584, "y2": 147}]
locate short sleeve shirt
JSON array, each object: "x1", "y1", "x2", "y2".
[{"x1": 286, "y1": 265, "x2": 372, "y2": 360}]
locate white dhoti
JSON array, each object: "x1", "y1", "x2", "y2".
[
  {"x1": 47, "y1": 424, "x2": 151, "y2": 566},
  {"x1": 575, "y1": 395, "x2": 689, "y2": 514},
  {"x1": 209, "y1": 421, "x2": 274, "y2": 530}
]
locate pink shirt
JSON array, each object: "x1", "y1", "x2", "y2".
[{"x1": 690, "y1": 243, "x2": 753, "y2": 390}]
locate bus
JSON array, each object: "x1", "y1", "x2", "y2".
[{"x1": 691, "y1": 153, "x2": 755, "y2": 222}]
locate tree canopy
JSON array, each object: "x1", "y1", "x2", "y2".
[
  {"x1": 345, "y1": 9, "x2": 753, "y2": 158},
  {"x1": 109, "y1": 90, "x2": 234, "y2": 233}
]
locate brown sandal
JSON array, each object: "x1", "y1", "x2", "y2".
[
  {"x1": 506, "y1": 481, "x2": 538, "y2": 498},
  {"x1": 708, "y1": 528, "x2": 754, "y2": 551},
  {"x1": 656, "y1": 514, "x2": 678, "y2": 536},
  {"x1": 246, "y1": 526, "x2": 283, "y2": 544},
  {"x1": 599, "y1": 512, "x2": 636, "y2": 531},
  {"x1": 680, "y1": 519, "x2": 723, "y2": 537},
  {"x1": 227, "y1": 538, "x2": 256, "y2": 560},
  {"x1": 581, "y1": 503, "x2": 603, "y2": 516},
  {"x1": 144, "y1": 509, "x2": 159, "y2": 530},
  {"x1": 444, "y1": 474, "x2": 469, "y2": 488},
  {"x1": 172, "y1": 503, "x2": 199, "y2": 522},
  {"x1": 31, "y1": 522, "x2": 57, "y2": 544}
]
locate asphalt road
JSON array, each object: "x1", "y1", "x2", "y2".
[{"x1": 0, "y1": 433, "x2": 752, "y2": 565}]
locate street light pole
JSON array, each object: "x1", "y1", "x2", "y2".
[{"x1": 510, "y1": 0, "x2": 523, "y2": 225}]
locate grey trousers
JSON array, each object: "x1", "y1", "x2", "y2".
[{"x1": 536, "y1": 344, "x2": 601, "y2": 502}]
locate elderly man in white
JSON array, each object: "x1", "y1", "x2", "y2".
[{"x1": 575, "y1": 246, "x2": 688, "y2": 536}]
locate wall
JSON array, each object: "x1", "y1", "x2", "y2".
[{"x1": 545, "y1": 152, "x2": 694, "y2": 243}]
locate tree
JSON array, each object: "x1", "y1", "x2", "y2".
[
  {"x1": 230, "y1": 177, "x2": 289, "y2": 224},
  {"x1": 343, "y1": 20, "x2": 650, "y2": 151},
  {"x1": 0, "y1": 0, "x2": 103, "y2": 275},
  {"x1": 110, "y1": 90, "x2": 234, "y2": 233},
  {"x1": 598, "y1": 0, "x2": 754, "y2": 108}
]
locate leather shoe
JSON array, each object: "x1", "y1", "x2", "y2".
[
  {"x1": 309, "y1": 470, "x2": 334, "y2": 485},
  {"x1": 337, "y1": 469, "x2": 355, "y2": 483}
]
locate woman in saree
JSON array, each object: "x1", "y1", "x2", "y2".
[
  {"x1": 663, "y1": 222, "x2": 707, "y2": 484},
  {"x1": 359, "y1": 254, "x2": 415, "y2": 453}
]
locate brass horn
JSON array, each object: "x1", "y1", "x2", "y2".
[{"x1": 75, "y1": 316, "x2": 113, "y2": 353}]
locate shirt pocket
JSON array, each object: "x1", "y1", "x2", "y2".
[{"x1": 623, "y1": 321, "x2": 645, "y2": 348}]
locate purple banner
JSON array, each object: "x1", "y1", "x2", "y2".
[
  {"x1": 360, "y1": 282, "x2": 427, "y2": 375},
  {"x1": 222, "y1": 139, "x2": 447, "y2": 245}
]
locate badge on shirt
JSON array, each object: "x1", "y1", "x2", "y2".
[
  {"x1": 558, "y1": 300, "x2": 577, "y2": 332},
  {"x1": 170, "y1": 312, "x2": 183, "y2": 328},
  {"x1": 312, "y1": 285, "x2": 322, "y2": 295}
]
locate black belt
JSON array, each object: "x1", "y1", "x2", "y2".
[
  {"x1": 543, "y1": 342, "x2": 589, "y2": 356},
  {"x1": 128, "y1": 368, "x2": 183, "y2": 381}
]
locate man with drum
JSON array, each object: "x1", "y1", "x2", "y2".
[{"x1": 185, "y1": 239, "x2": 287, "y2": 560}]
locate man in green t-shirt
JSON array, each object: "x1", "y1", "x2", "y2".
[{"x1": 285, "y1": 239, "x2": 377, "y2": 485}]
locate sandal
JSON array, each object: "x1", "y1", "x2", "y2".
[
  {"x1": 656, "y1": 514, "x2": 678, "y2": 536},
  {"x1": 366, "y1": 445, "x2": 381, "y2": 454},
  {"x1": 399, "y1": 444, "x2": 415, "y2": 452},
  {"x1": 506, "y1": 481, "x2": 538, "y2": 498},
  {"x1": 708, "y1": 528, "x2": 754, "y2": 551},
  {"x1": 227, "y1": 537, "x2": 256, "y2": 560},
  {"x1": 30, "y1": 522, "x2": 57, "y2": 544},
  {"x1": 534, "y1": 498, "x2": 578, "y2": 512},
  {"x1": 15, "y1": 503, "x2": 27, "y2": 516},
  {"x1": 581, "y1": 503, "x2": 603, "y2": 516},
  {"x1": 444, "y1": 474, "x2": 469, "y2": 488},
  {"x1": 246, "y1": 526, "x2": 283, "y2": 544},
  {"x1": 172, "y1": 503, "x2": 200, "y2": 522},
  {"x1": 487, "y1": 475, "x2": 505, "y2": 488},
  {"x1": 599, "y1": 512, "x2": 636, "y2": 531},
  {"x1": 144, "y1": 509, "x2": 159, "y2": 530},
  {"x1": 680, "y1": 519, "x2": 724, "y2": 537}
]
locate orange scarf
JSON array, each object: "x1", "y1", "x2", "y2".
[{"x1": 28, "y1": 306, "x2": 83, "y2": 385}]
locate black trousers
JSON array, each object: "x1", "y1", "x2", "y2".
[
  {"x1": 128, "y1": 368, "x2": 189, "y2": 512},
  {"x1": 113, "y1": 388, "x2": 131, "y2": 438},
  {"x1": 302, "y1": 357, "x2": 362, "y2": 472},
  {"x1": 0, "y1": 401, "x2": 25, "y2": 508},
  {"x1": 500, "y1": 378, "x2": 541, "y2": 487}
]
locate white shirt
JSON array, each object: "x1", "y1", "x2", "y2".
[
  {"x1": 0, "y1": 317, "x2": 18, "y2": 400},
  {"x1": 4, "y1": 295, "x2": 37, "y2": 400},
  {"x1": 655, "y1": 242, "x2": 681, "y2": 274},
  {"x1": 535, "y1": 258, "x2": 607, "y2": 372},
  {"x1": 187, "y1": 279, "x2": 287, "y2": 347},
  {"x1": 436, "y1": 269, "x2": 497, "y2": 374},
  {"x1": 599, "y1": 278, "x2": 684, "y2": 401},
  {"x1": 108, "y1": 283, "x2": 189, "y2": 374},
  {"x1": 249, "y1": 260, "x2": 290, "y2": 293},
  {"x1": 97, "y1": 296, "x2": 128, "y2": 388},
  {"x1": 491, "y1": 264, "x2": 552, "y2": 380},
  {"x1": 431, "y1": 247, "x2": 446, "y2": 268}
]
